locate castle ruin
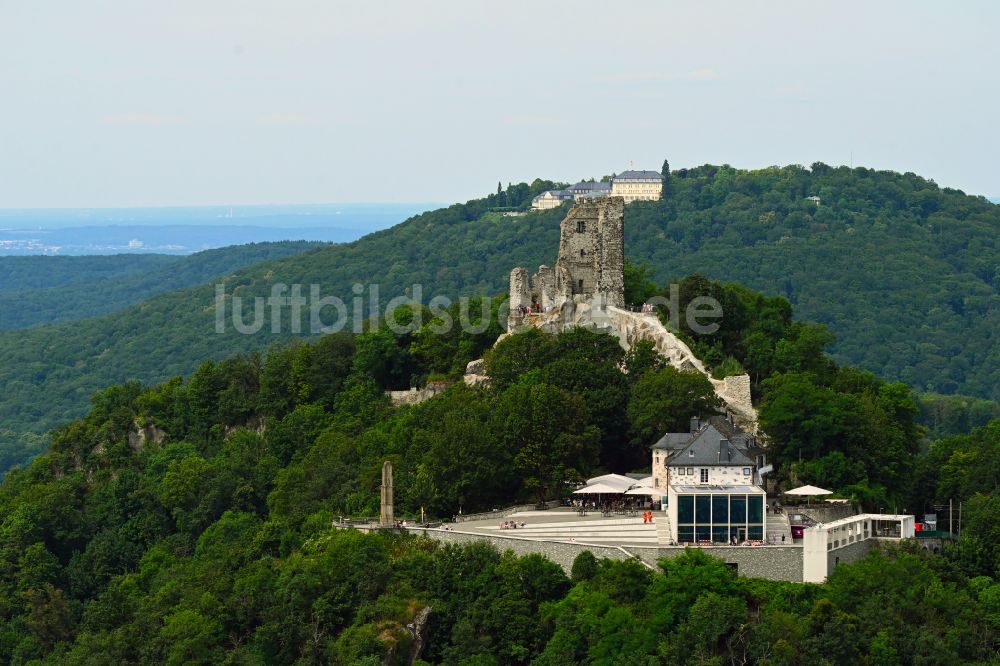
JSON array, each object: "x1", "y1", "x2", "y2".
[
  {"x1": 509, "y1": 197, "x2": 625, "y2": 328},
  {"x1": 491, "y1": 196, "x2": 759, "y2": 432}
]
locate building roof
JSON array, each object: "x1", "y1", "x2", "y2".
[
  {"x1": 612, "y1": 170, "x2": 663, "y2": 182},
  {"x1": 569, "y1": 180, "x2": 612, "y2": 192},
  {"x1": 532, "y1": 189, "x2": 573, "y2": 202},
  {"x1": 651, "y1": 431, "x2": 691, "y2": 451},
  {"x1": 653, "y1": 415, "x2": 759, "y2": 457},
  {"x1": 706, "y1": 415, "x2": 760, "y2": 453},
  {"x1": 668, "y1": 425, "x2": 755, "y2": 467}
]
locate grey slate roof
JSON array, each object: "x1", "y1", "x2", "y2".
[
  {"x1": 569, "y1": 181, "x2": 612, "y2": 192},
  {"x1": 706, "y1": 415, "x2": 759, "y2": 453},
  {"x1": 612, "y1": 170, "x2": 663, "y2": 181},
  {"x1": 668, "y1": 425, "x2": 754, "y2": 467},
  {"x1": 651, "y1": 432, "x2": 690, "y2": 451},
  {"x1": 532, "y1": 189, "x2": 573, "y2": 202}
]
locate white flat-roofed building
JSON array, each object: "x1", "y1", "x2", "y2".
[{"x1": 803, "y1": 513, "x2": 916, "y2": 582}]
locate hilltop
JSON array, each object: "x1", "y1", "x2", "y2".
[
  {"x1": 0, "y1": 266, "x2": 996, "y2": 663},
  {"x1": 0, "y1": 164, "x2": 997, "y2": 470}
]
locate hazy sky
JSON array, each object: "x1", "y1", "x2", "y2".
[{"x1": 1, "y1": 1, "x2": 997, "y2": 207}]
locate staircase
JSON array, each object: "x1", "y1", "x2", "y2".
[
  {"x1": 655, "y1": 509, "x2": 672, "y2": 545},
  {"x1": 485, "y1": 516, "x2": 659, "y2": 545},
  {"x1": 766, "y1": 511, "x2": 791, "y2": 543}
]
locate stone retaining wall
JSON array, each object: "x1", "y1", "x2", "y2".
[
  {"x1": 828, "y1": 538, "x2": 873, "y2": 572},
  {"x1": 412, "y1": 528, "x2": 804, "y2": 581}
]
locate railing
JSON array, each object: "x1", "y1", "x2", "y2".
[{"x1": 452, "y1": 500, "x2": 562, "y2": 524}]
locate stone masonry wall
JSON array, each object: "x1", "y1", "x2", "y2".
[
  {"x1": 595, "y1": 197, "x2": 625, "y2": 308},
  {"x1": 827, "y1": 538, "x2": 873, "y2": 574},
  {"x1": 387, "y1": 385, "x2": 447, "y2": 407},
  {"x1": 412, "y1": 527, "x2": 803, "y2": 581}
]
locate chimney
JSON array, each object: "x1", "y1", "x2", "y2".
[
  {"x1": 719, "y1": 439, "x2": 730, "y2": 463},
  {"x1": 690, "y1": 416, "x2": 700, "y2": 433}
]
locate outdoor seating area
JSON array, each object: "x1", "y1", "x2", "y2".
[{"x1": 571, "y1": 473, "x2": 660, "y2": 517}]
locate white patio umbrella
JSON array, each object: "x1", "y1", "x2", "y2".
[
  {"x1": 584, "y1": 473, "x2": 635, "y2": 492},
  {"x1": 784, "y1": 485, "x2": 833, "y2": 496},
  {"x1": 624, "y1": 486, "x2": 661, "y2": 495},
  {"x1": 573, "y1": 483, "x2": 623, "y2": 494},
  {"x1": 784, "y1": 484, "x2": 833, "y2": 507}
]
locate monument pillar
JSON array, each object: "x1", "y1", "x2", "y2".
[{"x1": 380, "y1": 460, "x2": 394, "y2": 526}]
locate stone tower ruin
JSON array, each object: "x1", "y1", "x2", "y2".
[
  {"x1": 509, "y1": 197, "x2": 625, "y2": 328},
  {"x1": 379, "y1": 460, "x2": 394, "y2": 527}
]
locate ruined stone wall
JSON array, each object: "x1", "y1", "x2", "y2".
[
  {"x1": 596, "y1": 197, "x2": 625, "y2": 308},
  {"x1": 387, "y1": 385, "x2": 448, "y2": 407},
  {"x1": 556, "y1": 202, "x2": 601, "y2": 297},
  {"x1": 533, "y1": 265, "x2": 556, "y2": 309},
  {"x1": 509, "y1": 267, "x2": 530, "y2": 311},
  {"x1": 553, "y1": 197, "x2": 625, "y2": 307}
]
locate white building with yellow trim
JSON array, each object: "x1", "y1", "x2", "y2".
[{"x1": 610, "y1": 170, "x2": 663, "y2": 203}]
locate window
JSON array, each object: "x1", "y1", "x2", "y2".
[
  {"x1": 743, "y1": 467, "x2": 750, "y2": 476},
  {"x1": 686, "y1": 467, "x2": 693, "y2": 475},
  {"x1": 579, "y1": 249, "x2": 586, "y2": 257},
  {"x1": 577, "y1": 279, "x2": 584, "y2": 293},
  {"x1": 712, "y1": 495, "x2": 728, "y2": 523},
  {"x1": 700, "y1": 469, "x2": 709, "y2": 483},
  {"x1": 731, "y1": 496, "x2": 746, "y2": 522},
  {"x1": 576, "y1": 220, "x2": 585, "y2": 233},
  {"x1": 654, "y1": 478, "x2": 659, "y2": 487},
  {"x1": 695, "y1": 496, "x2": 711, "y2": 523},
  {"x1": 678, "y1": 495, "x2": 694, "y2": 524}
]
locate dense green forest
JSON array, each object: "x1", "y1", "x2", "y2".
[
  {"x1": 0, "y1": 164, "x2": 997, "y2": 473},
  {"x1": 1, "y1": 272, "x2": 999, "y2": 663},
  {"x1": 0, "y1": 254, "x2": 179, "y2": 292},
  {"x1": 0, "y1": 242, "x2": 324, "y2": 331}
]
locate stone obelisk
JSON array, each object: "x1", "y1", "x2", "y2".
[{"x1": 379, "y1": 460, "x2": 394, "y2": 527}]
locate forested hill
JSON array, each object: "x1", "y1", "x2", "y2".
[
  {"x1": 0, "y1": 254, "x2": 179, "y2": 292},
  {"x1": 0, "y1": 164, "x2": 997, "y2": 470},
  {"x1": 0, "y1": 241, "x2": 325, "y2": 330},
  {"x1": 0, "y1": 270, "x2": 998, "y2": 662}
]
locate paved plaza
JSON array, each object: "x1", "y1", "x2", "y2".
[{"x1": 452, "y1": 507, "x2": 662, "y2": 546}]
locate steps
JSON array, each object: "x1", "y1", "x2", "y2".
[
  {"x1": 655, "y1": 510, "x2": 672, "y2": 545},
  {"x1": 766, "y1": 512, "x2": 791, "y2": 544},
  {"x1": 482, "y1": 516, "x2": 659, "y2": 545}
]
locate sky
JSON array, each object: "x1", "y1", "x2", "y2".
[{"x1": 1, "y1": 1, "x2": 997, "y2": 208}]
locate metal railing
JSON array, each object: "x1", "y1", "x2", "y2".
[{"x1": 452, "y1": 500, "x2": 562, "y2": 524}]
